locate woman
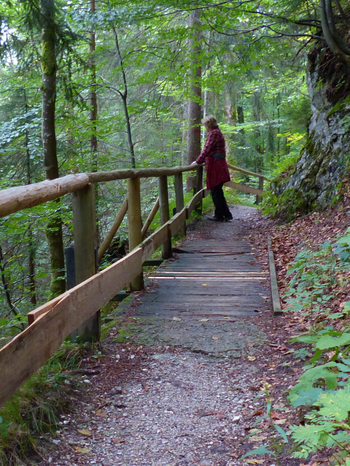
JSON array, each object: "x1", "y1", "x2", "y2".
[{"x1": 192, "y1": 115, "x2": 232, "y2": 222}]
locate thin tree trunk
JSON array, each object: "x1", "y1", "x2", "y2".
[
  {"x1": 181, "y1": 102, "x2": 189, "y2": 165},
  {"x1": 253, "y1": 91, "x2": 264, "y2": 203},
  {"x1": 24, "y1": 91, "x2": 37, "y2": 306},
  {"x1": 0, "y1": 246, "x2": 18, "y2": 318},
  {"x1": 186, "y1": 10, "x2": 202, "y2": 192},
  {"x1": 90, "y1": 0, "x2": 100, "y2": 246},
  {"x1": 113, "y1": 28, "x2": 136, "y2": 168},
  {"x1": 41, "y1": 0, "x2": 65, "y2": 297},
  {"x1": 224, "y1": 85, "x2": 236, "y2": 160}
]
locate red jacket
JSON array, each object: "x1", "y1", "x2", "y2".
[{"x1": 196, "y1": 127, "x2": 230, "y2": 189}]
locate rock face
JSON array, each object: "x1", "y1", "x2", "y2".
[{"x1": 274, "y1": 43, "x2": 350, "y2": 218}]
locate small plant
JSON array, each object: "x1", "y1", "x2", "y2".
[
  {"x1": 288, "y1": 330, "x2": 350, "y2": 462},
  {"x1": 283, "y1": 234, "x2": 349, "y2": 319},
  {"x1": 241, "y1": 383, "x2": 289, "y2": 463},
  {"x1": 283, "y1": 230, "x2": 350, "y2": 463},
  {"x1": 0, "y1": 341, "x2": 87, "y2": 464}
]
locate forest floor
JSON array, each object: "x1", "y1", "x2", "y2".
[{"x1": 33, "y1": 192, "x2": 350, "y2": 466}]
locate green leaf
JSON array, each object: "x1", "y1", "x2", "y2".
[
  {"x1": 289, "y1": 388, "x2": 324, "y2": 407},
  {"x1": 273, "y1": 424, "x2": 288, "y2": 442},
  {"x1": 316, "y1": 333, "x2": 350, "y2": 350},
  {"x1": 242, "y1": 445, "x2": 275, "y2": 458},
  {"x1": 317, "y1": 388, "x2": 350, "y2": 421}
]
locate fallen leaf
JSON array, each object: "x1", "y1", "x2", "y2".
[
  {"x1": 246, "y1": 460, "x2": 265, "y2": 464},
  {"x1": 248, "y1": 356, "x2": 256, "y2": 361},
  {"x1": 250, "y1": 434, "x2": 268, "y2": 442},
  {"x1": 199, "y1": 318, "x2": 209, "y2": 322},
  {"x1": 212, "y1": 336, "x2": 219, "y2": 340},
  {"x1": 172, "y1": 317, "x2": 181, "y2": 321},
  {"x1": 95, "y1": 409, "x2": 106, "y2": 417},
  {"x1": 77, "y1": 429, "x2": 92, "y2": 437},
  {"x1": 112, "y1": 438, "x2": 126, "y2": 444},
  {"x1": 74, "y1": 446, "x2": 91, "y2": 454},
  {"x1": 202, "y1": 283, "x2": 208, "y2": 286}
]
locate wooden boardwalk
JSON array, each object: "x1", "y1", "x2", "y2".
[{"x1": 136, "y1": 205, "x2": 271, "y2": 321}]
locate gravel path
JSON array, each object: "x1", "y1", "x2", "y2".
[{"x1": 36, "y1": 206, "x2": 277, "y2": 466}]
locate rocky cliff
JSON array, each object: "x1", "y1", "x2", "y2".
[{"x1": 272, "y1": 42, "x2": 350, "y2": 219}]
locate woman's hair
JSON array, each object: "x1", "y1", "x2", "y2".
[{"x1": 202, "y1": 115, "x2": 218, "y2": 129}]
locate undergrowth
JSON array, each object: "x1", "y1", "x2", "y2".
[
  {"x1": 246, "y1": 227, "x2": 350, "y2": 464},
  {"x1": 284, "y1": 227, "x2": 350, "y2": 464},
  {"x1": 0, "y1": 341, "x2": 89, "y2": 464}
]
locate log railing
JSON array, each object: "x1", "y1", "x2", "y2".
[
  {"x1": 226, "y1": 163, "x2": 269, "y2": 203},
  {"x1": 0, "y1": 164, "x2": 205, "y2": 406},
  {"x1": 0, "y1": 162, "x2": 267, "y2": 407}
]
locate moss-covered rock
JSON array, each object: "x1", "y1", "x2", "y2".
[{"x1": 270, "y1": 42, "x2": 350, "y2": 219}]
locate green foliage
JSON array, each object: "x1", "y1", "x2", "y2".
[
  {"x1": 0, "y1": 341, "x2": 87, "y2": 464},
  {"x1": 283, "y1": 236, "x2": 349, "y2": 318},
  {"x1": 283, "y1": 230, "x2": 350, "y2": 461},
  {"x1": 261, "y1": 186, "x2": 309, "y2": 220}
]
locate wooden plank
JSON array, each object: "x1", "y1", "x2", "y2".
[
  {"x1": 224, "y1": 181, "x2": 262, "y2": 196},
  {"x1": 0, "y1": 174, "x2": 89, "y2": 218},
  {"x1": 0, "y1": 247, "x2": 143, "y2": 407},
  {"x1": 170, "y1": 210, "x2": 187, "y2": 237},
  {"x1": 187, "y1": 188, "x2": 205, "y2": 215},
  {"x1": 141, "y1": 223, "x2": 169, "y2": 263},
  {"x1": 268, "y1": 236, "x2": 282, "y2": 315},
  {"x1": 27, "y1": 295, "x2": 66, "y2": 325},
  {"x1": 143, "y1": 259, "x2": 163, "y2": 267}
]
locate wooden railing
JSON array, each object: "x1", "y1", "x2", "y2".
[{"x1": 0, "y1": 162, "x2": 267, "y2": 407}]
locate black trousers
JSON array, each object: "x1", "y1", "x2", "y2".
[{"x1": 210, "y1": 183, "x2": 232, "y2": 220}]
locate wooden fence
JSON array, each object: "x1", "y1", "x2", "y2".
[{"x1": 0, "y1": 163, "x2": 267, "y2": 407}]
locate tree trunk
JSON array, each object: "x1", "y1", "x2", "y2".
[
  {"x1": 252, "y1": 91, "x2": 264, "y2": 203},
  {"x1": 0, "y1": 246, "x2": 18, "y2": 318},
  {"x1": 113, "y1": 28, "x2": 136, "y2": 168},
  {"x1": 90, "y1": 0, "x2": 100, "y2": 246},
  {"x1": 25, "y1": 92, "x2": 37, "y2": 306},
  {"x1": 224, "y1": 85, "x2": 237, "y2": 161},
  {"x1": 236, "y1": 104, "x2": 246, "y2": 166},
  {"x1": 41, "y1": 0, "x2": 65, "y2": 297},
  {"x1": 186, "y1": 10, "x2": 202, "y2": 192}
]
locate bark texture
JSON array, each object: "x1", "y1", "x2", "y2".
[{"x1": 41, "y1": 0, "x2": 65, "y2": 297}]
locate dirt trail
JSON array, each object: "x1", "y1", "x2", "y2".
[{"x1": 36, "y1": 206, "x2": 290, "y2": 466}]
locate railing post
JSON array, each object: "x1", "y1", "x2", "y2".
[
  {"x1": 174, "y1": 173, "x2": 185, "y2": 236},
  {"x1": 128, "y1": 177, "x2": 144, "y2": 290},
  {"x1": 158, "y1": 175, "x2": 172, "y2": 259},
  {"x1": 256, "y1": 177, "x2": 264, "y2": 204},
  {"x1": 72, "y1": 184, "x2": 100, "y2": 342},
  {"x1": 194, "y1": 165, "x2": 203, "y2": 214}
]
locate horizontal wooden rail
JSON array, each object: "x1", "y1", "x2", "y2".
[
  {"x1": 1, "y1": 187, "x2": 207, "y2": 407},
  {"x1": 0, "y1": 174, "x2": 90, "y2": 218},
  {"x1": 0, "y1": 165, "x2": 201, "y2": 218},
  {"x1": 227, "y1": 163, "x2": 270, "y2": 181},
  {"x1": 224, "y1": 181, "x2": 263, "y2": 196},
  {"x1": 87, "y1": 165, "x2": 200, "y2": 183}
]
